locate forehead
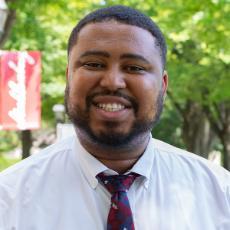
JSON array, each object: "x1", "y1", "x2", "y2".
[{"x1": 69, "y1": 21, "x2": 161, "y2": 64}]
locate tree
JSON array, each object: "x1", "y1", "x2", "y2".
[
  {"x1": 1, "y1": 0, "x2": 229, "y2": 170},
  {"x1": 1, "y1": 0, "x2": 103, "y2": 157},
  {"x1": 157, "y1": 0, "x2": 230, "y2": 168},
  {"x1": 0, "y1": 0, "x2": 16, "y2": 48},
  {"x1": 101, "y1": 0, "x2": 230, "y2": 168}
]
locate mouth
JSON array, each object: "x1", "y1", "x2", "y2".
[
  {"x1": 89, "y1": 95, "x2": 133, "y2": 121},
  {"x1": 91, "y1": 95, "x2": 132, "y2": 111},
  {"x1": 87, "y1": 91, "x2": 138, "y2": 114},
  {"x1": 95, "y1": 103, "x2": 126, "y2": 112}
]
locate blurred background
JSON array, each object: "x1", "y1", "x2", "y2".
[{"x1": 0, "y1": 0, "x2": 229, "y2": 171}]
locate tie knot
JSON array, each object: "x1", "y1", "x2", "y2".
[{"x1": 97, "y1": 172, "x2": 140, "y2": 194}]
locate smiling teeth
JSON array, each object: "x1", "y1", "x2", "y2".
[{"x1": 97, "y1": 103, "x2": 125, "y2": 112}]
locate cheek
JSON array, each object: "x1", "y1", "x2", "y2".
[
  {"x1": 131, "y1": 76, "x2": 159, "y2": 98},
  {"x1": 131, "y1": 78, "x2": 160, "y2": 116},
  {"x1": 68, "y1": 71, "x2": 98, "y2": 104},
  {"x1": 140, "y1": 90, "x2": 158, "y2": 114}
]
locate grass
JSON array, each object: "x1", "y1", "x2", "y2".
[{"x1": 0, "y1": 155, "x2": 20, "y2": 172}]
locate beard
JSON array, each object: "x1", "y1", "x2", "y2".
[{"x1": 65, "y1": 86, "x2": 164, "y2": 150}]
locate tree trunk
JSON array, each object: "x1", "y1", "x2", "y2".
[
  {"x1": 182, "y1": 101, "x2": 215, "y2": 158},
  {"x1": 220, "y1": 135, "x2": 230, "y2": 170},
  {"x1": 168, "y1": 92, "x2": 215, "y2": 158},
  {"x1": 0, "y1": 9, "x2": 16, "y2": 48},
  {"x1": 203, "y1": 102, "x2": 230, "y2": 170},
  {"x1": 21, "y1": 130, "x2": 32, "y2": 159}
]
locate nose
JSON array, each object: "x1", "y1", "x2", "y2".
[{"x1": 99, "y1": 66, "x2": 126, "y2": 91}]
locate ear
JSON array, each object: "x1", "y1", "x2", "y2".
[
  {"x1": 66, "y1": 66, "x2": 69, "y2": 81},
  {"x1": 65, "y1": 65, "x2": 69, "y2": 84},
  {"x1": 162, "y1": 70, "x2": 168, "y2": 96}
]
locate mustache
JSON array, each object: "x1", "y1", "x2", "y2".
[{"x1": 86, "y1": 90, "x2": 138, "y2": 113}]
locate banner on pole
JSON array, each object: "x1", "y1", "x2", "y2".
[{"x1": 0, "y1": 51, "x2": 41, "y2": 130}]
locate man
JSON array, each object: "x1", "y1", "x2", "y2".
[{"x1": 0, "y1": 5, "x2": 229, "y2": 230}]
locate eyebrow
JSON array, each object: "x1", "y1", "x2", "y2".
[
  {"x1": 120, "y1": 53, "x2": 150, "y2": 64},
  {"x1": 79, "y1": 50, "x2": 110, "y2": 58},
  {"x1": 78, "y1": 50, "x2": 150, "y2": 64}
]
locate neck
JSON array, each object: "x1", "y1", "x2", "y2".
[
  {"x1": 97, "y1": 157, "x2": 139, "y2": 174},
  {"x1": 76, "y1": 130, "x2": 150, "y2": 174}
]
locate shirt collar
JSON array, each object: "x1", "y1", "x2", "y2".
[
  {"x1": 129, "y1": 136, "x2": 155, "y2": 189},
  {"x1": 73, "y1": 134, "x2": 155, "y2": 190},
  {"x1": 73, "y1": 137, "x2": 107, "y2": 189}
]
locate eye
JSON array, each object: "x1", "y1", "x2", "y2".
[
  {"x1": 83, "y1": 62, "x2": 105, "y2": 70},
  {"x1": 125, "y1": 65, "x2": 145, "y2": 74}
]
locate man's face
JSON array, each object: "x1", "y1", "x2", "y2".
[{"x1": 66, "y1": 21, "x2": 167, "y2": 148}]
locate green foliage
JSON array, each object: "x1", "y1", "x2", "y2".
[
  {"x1": 0, "y1": 130, "x2": 20, "y2": 169},
  {"x1": 2, "y1": 0, "x2": 229, "y2": 150},
  {"x1": 152, "y1": 100, "x2": 185, "y2": 148},
  {"x1": 0, "y1": 131, "x2": 20, "y2": 153},
  {"x1": 0, "y1": 155, "x2": 20, "y2": 172},
  {"x1": 161, "y1": 0, "x2": 229, "y2": 104}
]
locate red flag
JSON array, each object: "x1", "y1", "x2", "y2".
[{"x1": 0, "y1": 51, "x2": 41, "y2": 130}]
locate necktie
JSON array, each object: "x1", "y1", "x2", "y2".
[{"x1": 97, "y1": 172, "x2": 140, "y2": 230}]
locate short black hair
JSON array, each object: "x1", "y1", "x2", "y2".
[{"x1": 68, "y1": 5, "x2": 167, "y2": 68}]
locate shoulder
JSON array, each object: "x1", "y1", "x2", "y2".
[
  {"x1": 0, "y1": 136, "x2": 75, "y2": 188},
  {"x1": 0, "y1": 136, "x2": 78, "y2": 226},
  {"x1": 151, "y1": 138, "x2": 230, "y2": 190}
]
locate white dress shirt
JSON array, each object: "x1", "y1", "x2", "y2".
[{"x1": 0, "y1": 134, "x2": 229, "y2": 230}]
